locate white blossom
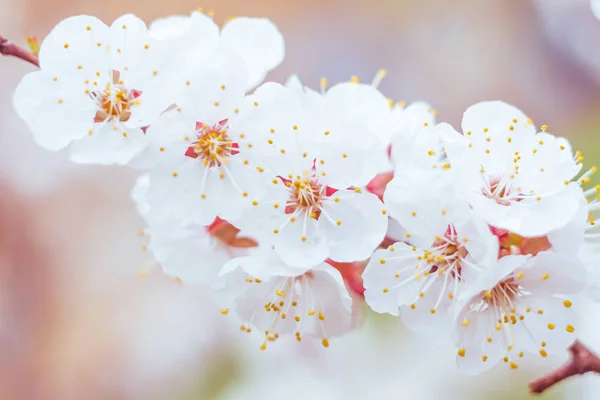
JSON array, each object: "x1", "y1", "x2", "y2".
[
  {"x1": 439, "y1": 101, "x2": 583, "y2": 237},
  {"x1": 363, "y1": 168, "x2": 499, "y2": 334},
  {"x1": 233, "y1": 82, "x2": 389, "y2": 268},
  {"x1": 133, "y1": 174, "x2": 256, "y2": 284},
  {"x1": 134, "y1": 15, "x2": 285, "y2": 225},
  {"x1": 216, "y1": 248, "x2": 353, "y2": 349},
  {"x1": 137, "y1": 68, "x2": 261, "y2": 224},
  {"x1": 454, "y1": 251, "x2": 585, "y2": 375},
  {"x1": 149, "y1": 12, "x2": 284, "y2": 90},
  {"x1": 388, "y1": 101, "x2": 439, "y2": 170},
  {"x1": 13, "y1": 14, "x2": 173, "y2": 165}
]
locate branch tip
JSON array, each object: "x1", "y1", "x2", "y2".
[
  {"x1": 0, "y1": 33, "x2": 40, "y2": 67},
  {"x1": 529, "y1": 341, "x2": 600, "y2": 394}
]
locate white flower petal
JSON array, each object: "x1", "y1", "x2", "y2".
[
  {"x1": 13, "y1": 71, "x2": 96, "y2": 150},
  {"x1": 455, "y1": 309, "x2": 505, "y2": 375},
  {"x1": 461, "y1": 101, "x2": 536, "y2": 139},
  {"x1": 146, "y1": 161, "x2": 221, "y2": 225},
  {"x1": 109, "y1": 16, "x2": 175, "y2": 114},
  {"x1": 233, "y1": 246, "x2": 308, "y2": 278},
  {"x1": 129, "y1": 110, "x2": 193, "y2": 169},
  {"x1": 324, "y1": 83, "x2": 390, "y2": 125},
  {"x1": 149, "y1": 221, "x2": 231, "y2": 284},
  {"x1": 177, "y1": 12, "x2": 220, "y2": 52},
  {"x1": 175, "y1": 49, "x2": 248, "y2": 125},
  {"x1": 513, "y1": 296, "x2": 577, "y2": 355},
  {"x1": 400, "y1": 278, "x2": 453, "y2": 334},
  {"x1": 516, "y1": 132, "x2": 581, "y2": 195},
  {"x1": 273, "y1": 214, "x2": 330, "y2": 269},
  {"x1": 220, "y1": 17, "x2": 285, "y2": 89},
  {"x1": 321, "y1": 191, "x2": 388, "y2": 262},
  {"x1": 223, "y1": 261, "x2": 352, "y2": 347},
  {"x1": 388, "y1": 101, "x2": 437, "y2": 150},
  {"x1": 230, "y1": 181, "x2": 289, "y2": 234},
  {"x1": 38, "y1": 15, "x2": 110, "y2": 77},
  {"x1": 517, "y1": 251, "x2": 586, "y2": 296},
  {"x1": 110, "y1": 14, "x2": 148, "y2": 47},
  {"x1": 316, "y1": 133, "x2": 382, "y2": 188},
  {"x1": 131, "y1": 174, "x2": 150, "y2": 218},
  {"x1": 437, "y1": 122, "x2": 472, "y2": 170},
  {"x1": 109, "y1": 15, "x2": 156, "y2": 85},
  {"x1": 548, "y1": 191, "x2": 588, "y2": 256},
  {"x1": 234, "y1": 83, "x2": 317, "y2": 175},
  {"x1": 392, "y1": 124, "x2": 444, "y2": 170},
  {"x1": 149, "y1": 15, "x2": 193, "y2": 39},
  {"x1": 362, "y1": 244, "x2": 424, "y2": 316},
  {"x1": 467, "y1": 183, "x2": 581, "y2": 237},
  {"x1": 451, "y1": 204, "x2": 500, "y2": 272},
  {"x1": 69, "y1": 123, "x2": 147, "y2": 165},
  {"x1": 384, "y1": 169, "x2": 452, "y2": 247},
  {"x1": 217, "y1": 158, "x2": 268, "y2": 222}
]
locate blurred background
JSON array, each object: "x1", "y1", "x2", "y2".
[{"x1": 2, "y1": 0, "x2": 600, "y2": 398}]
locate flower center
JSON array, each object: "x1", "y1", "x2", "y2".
[
  {"x1": 484, "y1": 278, "x2": 521, "y2": 307},
  {"x1": 427, "y1": 225, "x2": 467, "y2": 279},
  {"x1": 467, "y1": 277, "x2": 525, "y2": 319},
  {"x1": 284, "y1": 174, "x2": 326, "y2": 219},
  {"x1": 236, "y1": 271, "x2": 331, "y2": 350},
  {"x1": 483, "y1": 177, "x2": 517, "y2": 206},
  {"x1": 397, "y1": 225, "x2": 470, "y2": 313},
  {"x1": 91, "y1": 70, "x2": 139, "y2": 123},
  {"x1": 185, "y1": 120, "x2": 237, "y2": 167}
]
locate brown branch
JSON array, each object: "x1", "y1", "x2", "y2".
[
  {"x1": 529, "y1": 341, "x2": 600, "y2": 394},
  {"x1": 0, "y1": 34, "x2": 39, "y2": 67}
]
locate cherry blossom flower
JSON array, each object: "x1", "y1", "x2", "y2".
[
  {"x1": 363, "y1": 168, "x2": 499, "y2": 334},
  {"x1": 132, "y1": 14, "x2": 285, "y2": 225},
  {"x1": 233, "y1": 82, "x2": 389, "y2": 268},
  {"x1": 288, "y1": 70, "x2": 406, "y2": 176},
  {"x1": 137, "y1": 60, "x2": 271, "y2": 225},
  {"x1": 149, "y1": 11, "x2": 284, "y2": 90},
  {"x1": 216, "y1": 247, "x2": 353, "y2": 350},
  {"x1": 438, "y1": 101, "x2": 584, "y2": 237},
  {"x1": 132, "y1": 174, "x2": 258, "y2": 284},
  {"x1": 388, "y1": 101, "x2": 439, "y2": 170},
  {"x1": 454, "y1": 251, "x2": 586, "y2": 375},
  {"x1": 13, "y1": 14, "x2": 173, "y2": 165}
]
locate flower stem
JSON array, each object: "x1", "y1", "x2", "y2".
[
  {"x1": 0, "y1": 34, "x2": 39, "y2": 67},
  {"x1": 529, "y1": 341, "x2": 600, "y2": 394}
]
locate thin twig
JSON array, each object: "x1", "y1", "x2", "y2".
[
  {"x1": 0, "y1": 34, "x2": 39, "y2": 67},
  {"x1": 529, "y1": 341, "x2": 600, "y2": 394}
]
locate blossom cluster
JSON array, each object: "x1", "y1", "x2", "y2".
[{"x1": 12, "y1": 12, "x2": 600, "y2": 374}]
